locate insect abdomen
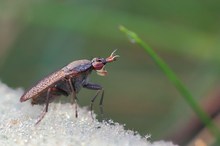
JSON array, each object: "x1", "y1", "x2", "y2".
[{"x1": 31, "y1": 86, "x2": 69, "y2": 105}]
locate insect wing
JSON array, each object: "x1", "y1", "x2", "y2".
[{"x1": 20, "y1": 69, "x2": 71, "y2": 102}]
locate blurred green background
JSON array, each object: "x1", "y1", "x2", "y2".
[{"x1": 1, "y1": 0, "x2": 220, "y2": 145}]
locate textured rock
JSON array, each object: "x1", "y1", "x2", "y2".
[{"x1": 0, "y1": 81, "x2": 177, "y2": 146}]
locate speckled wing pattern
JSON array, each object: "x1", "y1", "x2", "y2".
[
  {"x1": 20, "y1": 59, "x2": 92, "y2": 103},
  {"x1": 20, "y1": 69, "x2": 69, "y2": 102}
]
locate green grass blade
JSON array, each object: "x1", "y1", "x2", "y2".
[{"x1": 119, "y1": 25, "x2": 220, "y2": 143}]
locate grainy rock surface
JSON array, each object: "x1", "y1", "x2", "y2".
[{"x1": 0, "y1": 81, "x2": 177, "y2": 146}]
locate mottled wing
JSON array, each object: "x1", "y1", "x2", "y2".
[
  {"x1": 20, "y1": 69, "x2": 72, "y2": 102},
  {"x1": 20, "y1": 59, "x2": 92, "y2": 102}
]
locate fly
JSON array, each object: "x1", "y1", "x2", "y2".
[{"x1": 20, "y1": 50, "x2": 119, "y2": 124}]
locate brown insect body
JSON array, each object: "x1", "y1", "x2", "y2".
[
  {"x1": 20, "y1": 50, "x2": 119, "y2": 124},
  {"x1": 20, "y1": 60, "x2": 92, "y2": 105}
]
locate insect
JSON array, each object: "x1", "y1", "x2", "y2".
[{"x1": 20, "y1": 50, "x2": 119, "y2": 124}]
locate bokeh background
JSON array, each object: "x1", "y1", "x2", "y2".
[{"x1": 1, "y1": 0, "x2": 220, "y2": 145}]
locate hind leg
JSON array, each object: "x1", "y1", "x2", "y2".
[
  {"x1": 35, "y1": 88, "x2": 51, "y2": 125},
  {"x1": 34, "y1": 87, "x2": 68, "y2": 125}
]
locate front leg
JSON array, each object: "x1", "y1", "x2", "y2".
[{"x1": 82, "y1": 82, "x2": 104, "y2": 118}]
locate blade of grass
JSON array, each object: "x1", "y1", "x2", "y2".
[{"x1": 119, "y1": 25, "x2": 220, "y2": 143}]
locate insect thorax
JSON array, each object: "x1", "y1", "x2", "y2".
[
  {"x1": 64, "y1": 59, "x2": 92, "y2": 73},
  {"x1": 72, "y1": 71, "x2": 91, "y2": 93},
  {"x1": 62, "y1": 59, "x2": 93, "y2": 93}
]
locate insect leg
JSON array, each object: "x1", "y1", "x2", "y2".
[
  {"x1": 35, "y1": 88, "x2": 51, "y2": 125},
  {"x1": 90, "y1": 90, "x2": 101, "y2": 119},
  {"x1": 82, "y1": 83, "x2": 104, "y2": 118},
  {"x1": 68, "y1": 78, "x2": 78, "y2": 118},
  {"x1": 99, "y1": 90, "x2": 105, "y2": 117}
]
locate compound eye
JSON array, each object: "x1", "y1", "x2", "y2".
[{"x1": 96, "y1": 59, "x2": 102, "y2": 62}]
